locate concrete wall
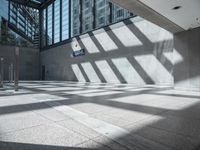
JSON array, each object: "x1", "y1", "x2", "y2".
[
  {"x1": 41, "y1": 17, "x2": 174, "y2": 86},
  {"x1": 0, "y1": 45, "x2": 40, "y2": 80},
  {"x1": 174, "y1": 27, "x2": 200, "y2": 91}
]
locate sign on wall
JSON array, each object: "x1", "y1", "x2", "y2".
[
  {"x1": 71, "y1": 38, "x2": 85, "y2": 57},
  {"x1": 72, "y1": 49, "x2": 85, "y2": 57}
]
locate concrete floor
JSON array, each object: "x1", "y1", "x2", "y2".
[{"x1": 0, "y1": 81, "x2": 200, "y2": 150}]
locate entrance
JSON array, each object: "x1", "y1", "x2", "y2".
[{"x1": 42, "y1": 65, "x2": 45, "y2": 80}]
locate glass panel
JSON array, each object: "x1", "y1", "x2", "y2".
[
  {"x1": 112, "y1": 4, "x2": 131, "y2": 23},
  {"x1": 42, "y1": 9, "x2": 46, "y2": 47},
  {"x1": 47, "y1": 4, "x2": 52, "y2": 45},
  {"x1": 82, "y1": 0, "x2": 93, "y2": 33},
  {"x1": 0, "y1": 0, "x2": 8, "y2": 19},
  {"x1": 41, "y1": 0, "x2": 135, "y2": 47},
  {"x1": 71, "y1": 0, "x2": 80, "y2": 36},
  {"x1": 54, "y1": 0, "x2": 60, "y2": 43},
  {"x1": 95, "y1": 0, "x2": 110, "y2": 28},
  {"x1": 62, "y1": 0, "x2": 69, "y2": 40}
]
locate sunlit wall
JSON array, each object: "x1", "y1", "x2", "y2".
[
  {"x1": 174, "y1": 27, "x2": 200, "y2": 91},
  {"x1": 41, "y1": 16, "x2": 174, "y2": 86}
]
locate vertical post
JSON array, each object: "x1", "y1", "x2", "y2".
[
  {"x1": 9, "y1": 63, "x2": 14, "y2": 83},
  {"x1": 14, "y1": 47, "x2": 19, "y2": 91},
  {"x1": 60, "y1": 0, "x2": 62, "y2": 41},
  {"x1": 93, "y1": 0, "x2": 96, "y2": 29},
  {"x1": 0, "y1": 17, "x2": 1, "y2": 42},
  {"x1": 39, "y1": 9, "x2": 43, "y2": 49},
  {"x1": 9, "y1": 65, "x2": 11, "y2": 83},
  {"x1": 8, "y1": 0, "x2": 11, "y2": 23},
  {"x1": 11, "y1": 63, "x2": 14, "y2": 83},
  {"x1": 109, "y1": 2, "x2": 113, "y2": 24},
  {"x1": 52, "y1": 2, "x2": 55, "y2": 44},
  {"x1": 0, "y1": 57, "x2": 4, "y2": 88},
  {"x1": 79, "y1": 0, "x2": 83, "y2": 34},
  {"x1": 45, "y1": 7, "x2": 48, "y2": 46},
  {"x1": 68, "y1": 0, "x2": 71, "y2": 38}
]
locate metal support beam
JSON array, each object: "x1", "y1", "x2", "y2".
[
  {"x1": 79, "y1": 0, "x2": 82, "y2": 34},
  {"x1": 10, "y1": 0, "x2": 40, "y2": 9},
  {"x1": 9, "y1": 63, "x2": 14, "y2": 83},
  {"x1": 68, "y1": 0, "x2": 71, "y2": 38},
  {"x1": 8, "y1": 0, "x2": 11, "y2": 22},
  {"x1": 0, "y1": 57, "x2": 4, "y2": 88},
  {"x1": 52, "y1": 2, "x2": 54, "y2": 44},
  {"x1": 60, "y1": 0, "x2": 62, "y2": 41},
  {"x1": 39, "y1": 9, "x2": 43, "y2": 49},
  {"x1": 93, "y1": 0, "x2": 96, "y2": 29},
  {"x1": 45, "y1": 8, "x2": 48, "y2": 46},
  {"x1": 40, "y1": 0, "x2": 55, "y2": 10},
  {"x1": 8, "y1": 23, "x2": 33, "y2": 43},
  {"x1": 109, "y1": 2, "x2": 113, "y2": 24},
  {"x1": 14, "y1": 47, "x2": 19, "y2": 92}
]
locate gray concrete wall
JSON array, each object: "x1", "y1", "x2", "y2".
[
  {"x1": 174, "y1": 27, "x2": 200, "y2": 91},
  {"x1": 41, "y1": 17, "x2": 174, "y2": 86},
  {"x1": 0, "y1": 45, "x2": 40, "y2": 80}
]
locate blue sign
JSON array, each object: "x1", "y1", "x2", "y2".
[{"x1": 72, "y1": 49, "x2": 85, "y2": 57}]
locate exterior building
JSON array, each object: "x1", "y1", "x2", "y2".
[{"x1": 0, "y1": 0, "x2": 37, "y2": 47}]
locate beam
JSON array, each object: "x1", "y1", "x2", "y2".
[
  {"x1": 40, "y1": 0, "x2": 55, "y2": 10},
  {"x1": 110, "y1": 0, "x2": 184, "y2": 33},
  {"x1": 10, "y1": 0, "x2": 40, "y2": 9},
  {"x1": 8, "y1": 23, "x2": 33, "y2": 43}
]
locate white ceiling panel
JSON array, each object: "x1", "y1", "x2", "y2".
[{"x1": 139, "y1": 0, "x2": 200, "y2": 30}]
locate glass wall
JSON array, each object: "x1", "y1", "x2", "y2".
[
  {"x1": 47, "y1": 4, "x2": 52, "y2": 45},
  {"x1": 54, "y1": 0, "x2": 60, "y2": 43},
  {"x1": 112, "y1": 4, "x2": 131, "y2": 23},
  {"x1": 42, "y1": 9, "x2": 46, "y2": 47},
  {"x1": 71, "y1": 0, "x2": 80, "y2": 37},
  {"x1": 42, "y1": 0, "x2": 134, "y2": 47},
  {"x1": 0, "y1": 0, "x2": 8, "y2": 19},
  {"x1": 0, "y1": 0, "x2": 35, "y2": 47},
  {"x1": 95, "y1": 0, "x2": 110, "y2": 28},
  {"x1": 82, "y1": 0, "x2": 94, "y2": 33},
  {"x1": 62, "y1": 0, "x2": 69, "y2": 40},
  {"x1": 9, "y1": 3, "x2": 39, "y2": 41}
]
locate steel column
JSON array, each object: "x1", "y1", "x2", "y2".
[
  {"x1": 52, "y1": 2, "x2": 55, "y2": 44},
  {"x1": 0, "y1": 57, "x2": 4, "y2": 88},
  {"x1": 68, "y1": 0, "x2": 71, "y2": 38},
  {"x1": 14, "y1": 47, "x2": 19, "y2": 91},
  {"x1": 60, "y1": 0, "x2": 62, "y2": 41}
]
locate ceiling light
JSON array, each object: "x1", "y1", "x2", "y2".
[{"x1": 172, "y1": 6, "x2": 181, "y2": 10}]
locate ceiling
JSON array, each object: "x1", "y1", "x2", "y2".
[
  {"x1": 139, "y1": 0, "x2": 200, "y2": 30},
  {"x1": 111, "y1": 0, "x2": 200, "y2": 33}
]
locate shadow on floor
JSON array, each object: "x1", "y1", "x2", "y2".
[{"x1": 0, "y1": 83, "x2": 200, "y2": 150}]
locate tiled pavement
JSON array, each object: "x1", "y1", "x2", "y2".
[{"x1": 0, "y1": 81, "x2": 200, "y2": 150}]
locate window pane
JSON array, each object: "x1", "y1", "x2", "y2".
[
  {"x1": 47, "y1": 4, "x2": 52, "y2": 45},
  {"x1": 112, "y1": 4, "x2": 131, "y2": 23},
  {"x1": 62, "y1": 0, "x2": 69, "y2": 40},
  {"x1": 54, "y1": 0, "x2": 60, "y2": 43},
  {"x1": 71, "y1": 0, "x2": 80, "y2": 36},
  {"x1": 42, "y1": 9, "x2": 46, "y2": 47},
  {"x1": 82, "y1": 0, "x2": 93, "y2": 33},
  {"x1": 95, "y1": 0, "x2": 110, "y2": 28}
]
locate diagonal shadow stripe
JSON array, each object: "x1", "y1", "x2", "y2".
[{"x1": 77, "y1": 64, "x2": 90, "y2": 82}]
